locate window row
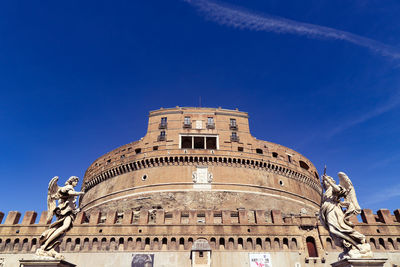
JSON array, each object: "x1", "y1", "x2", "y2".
[{"x1": 158, "y1": 117, "x2": 237, "y2": 130}]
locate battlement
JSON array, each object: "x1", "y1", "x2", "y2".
[
  {"x1": 1, "y1": 209, "x2": 400, "y2": 255},
  {"x1": 1, "y1": 208, "x2": 400, "y2": 226}
]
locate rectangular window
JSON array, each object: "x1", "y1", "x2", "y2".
[
  {"x1": 160, "y1": 130, "x2": 166, "y2": 136},
  {"x1": 161, "y1": 117, "x2": 167, "y2": 123},
  {"x1": 208, "y1": 117, "x2": 214, "y2": 124},
  {"x1": 288, "y1": 155, "x2": 292, "y2": 163},
  {"x1": 230, "y1": 118, "x2": 236, "y2": 126},
  {"x1": 181, "y1": 136, "x2": 192, "y2": 149},
  {"x1": 194, "y1": 136, "x2": 205, "y2": 149},
  {"x1": 238, "y1": 147, "x2": 244, "y2": 152},
  {"x1": 231, "y1": 132, "x2": 237, "y2": 137},
  {"x1": 184, "y1": 116, "x2": 191, "y2": 124},
  {"x1": 180, "y1": 135, "x2": 218, "y2": 149},
  {"x1": 206, "y1": 137, "x2": 217, "y2": 149},
  {"x1": 153, "y1": 146, "x2": 159, "y2": 151}
]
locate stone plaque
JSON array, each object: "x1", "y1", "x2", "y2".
[
  {"x1": 193, "y1": 167, "x2": 212, "y2": 190},
  {"x1": 197, "y1": 167, "x2": 208, "y2": 183},
  {"x1": 195, "y1": 120, "x2": 202, "y2": 129}
]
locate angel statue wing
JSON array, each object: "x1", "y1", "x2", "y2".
[
  {"x1": 46, "y1": 176, "x2": 60, "y2": 222},
  {"x1": 338, "y1": 172, "x2": 361, "y2": 215}
]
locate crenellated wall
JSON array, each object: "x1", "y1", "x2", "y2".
[{"x1": 1, "y1": 208, "x2": 399, "y2": 256}]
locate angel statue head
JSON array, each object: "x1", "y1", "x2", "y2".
[{"x1": 65, "y1": 176, "x2": 79, "y2": 186}]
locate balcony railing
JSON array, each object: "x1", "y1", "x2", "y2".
[
  {"x1": 229, "y1": 124, "x2": 238, "y2": 130},
  {"x1": 230, "y1": 135, "x2": 240, "y2": 142},
  {"x1": 159, "y1": 123, "x2": 168, "y2": 129},
  {"x1": 183, "y1": 122, "x2": 192, "y2": 129},
  {"x1": 206, "y1": 123, "x2": 215, "y2": 129},
  {"x1": 157, "y1": 135, "x2": 166, "y2": 141}
]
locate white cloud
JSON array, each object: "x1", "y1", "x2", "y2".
[{"x1": 184, "y1": 0, "x2": 400, "y2": 59}]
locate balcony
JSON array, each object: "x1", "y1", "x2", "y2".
[
  {"x1": 206, "y1": 123, "x2": 215, "y2": 129},
  {"x1": 159, "y1": 123, "x2": 168, "y2": 129},
  {"x1": 230, "y1": 135, "x2": 240, "y2": 142},
  {"x1": 183, "y1": 122, "x2": 192, "y2": 129},
  {"x1": 229, "y1": 124, "x2": 238, "y2": 130},
  {"x1": 157, "y1": 135, "x2": 166, "y2": 141}
]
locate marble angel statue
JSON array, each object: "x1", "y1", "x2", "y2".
[
  {"x1": 36, "y1": 176, "x2": 85, "y2": 259},
  {"x1": 319, "y1": 171, "x2": 372, "y2": 259}
]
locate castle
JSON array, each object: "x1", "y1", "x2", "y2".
[{"x1": 0, "y1": 107, "x2": 399, "y2": 266}]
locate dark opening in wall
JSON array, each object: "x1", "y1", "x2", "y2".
[
  {"x1": 194, "y1": 137, "x2": 204, "y2": 149},
  {"x1": 288, "y1": 155, "x2": 292, "y2": 163},
  {"x1": 153, "y1": 146, "x2": 158, "y2": 151},
  {"x1": 299, "y1": 160, "x2": 309, "y2": 170},
  {"x1": 306, "y1": 236, "x2": 318, "y2": 257},
  {"x1": 238, "y1": 147, "x2": 244, "y2": 152},
  {"x1": 256, "y1": 149, "x2": 263, "y2": 154},
  {"x1": 199, "y1": 251, "x2": 204, "y2": 257},
  {"x1": 272, "y1": 152, "x2": 278, "y2": 158},
  {"x1": 206, "y1": 137, "x2": 217, "y2": 149},
  {"x1": 135, "y1": 148, "x2": 142, "y2": 154},
  {"x1": 314, "y1": 172, "x2": 319, "y2": 179},
  {"x1": 182, "y1": 136, "x2": 192, "y2": 149}
]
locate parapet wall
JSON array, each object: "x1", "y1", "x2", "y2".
[{"x1": 0, "y1": 208, "x2": 399, "y2": 256}]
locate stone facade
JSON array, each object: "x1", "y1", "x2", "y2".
[
  {"x1": 81, "y1": 107, "x2": 321, "y2": 215},
  {"x1": 0, "y1": 107, "x2": 399, "y2": 266}
]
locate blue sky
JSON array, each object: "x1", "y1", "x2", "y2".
[{"x1": 1, "y1": 0, "x2": 400, "y2": 218}]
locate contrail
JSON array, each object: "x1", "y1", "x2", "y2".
[
  {"x1": 327, "y1": 91, "x2": 400, "y2": 137},
  {"x1": 184, "y1": 0, "x2": 400, "y2": 59}
]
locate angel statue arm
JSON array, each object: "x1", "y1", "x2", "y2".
[
  {"x1": 323, "y1": 174, "x2": 344, "y2": 194},
  {"x1": 37, "y1": 176, "x2": 85, "y2": 260}
]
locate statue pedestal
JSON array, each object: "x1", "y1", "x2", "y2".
[
  {"x1": 19, "y1": 259, "x2": 76, "y2": 267},
  {"x1": 331, "y1": 258, "x2": 387, "y2": 267}
]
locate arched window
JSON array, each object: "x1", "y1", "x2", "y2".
[
  {"x1": 283, "y1": 238, "x2": 289, "y2": 250},
  {"x1": 219, "y1": 238, "x2": 225, "y2": 249},
  {"x1": 306, "y1": 237, "x2": 318, "y2": 257},
  {"x1": 256, "y1": 238, "x2": 262, "y2": 249},
  {"x1": 246, "y1": 238, "x2": 253, "y2": 250},
  {"x1": 238, "y1": 238, "x2": 244, "y2": 249},
  {"x1": 273, "y1": 238, "x2": 280, "y2": 249},
  {"x1": 228, "y1": 238, "x2": 235, "y2": 249},
  {"x1": 210, "y1": 237, "x2": 216, "y2": 249},
  {"x1": 265, "y1": 238, "x2": 271, "y2": 250},
  {"x1": 388, "y1": 238, "x2": 395, "y2": 250},
  {"x1": 370, "y1": 238, "x2": 376, "y2": 249},
  {"x1": 12, "y1": 239, "x2": 19, "y2": 251},
  {"x1": 379, "y1": 238, "x2": 385, "y2": 250},
  {"x1": 83, "y1": 238, "x2": 89, "y2": 250},
  {"x1": 291, "y1": 238, "x2": 297, "y2": 250}
]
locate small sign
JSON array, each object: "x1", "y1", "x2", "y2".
[{"x1": 249, "y1": 253, "x2": 272, "y2": 267}]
